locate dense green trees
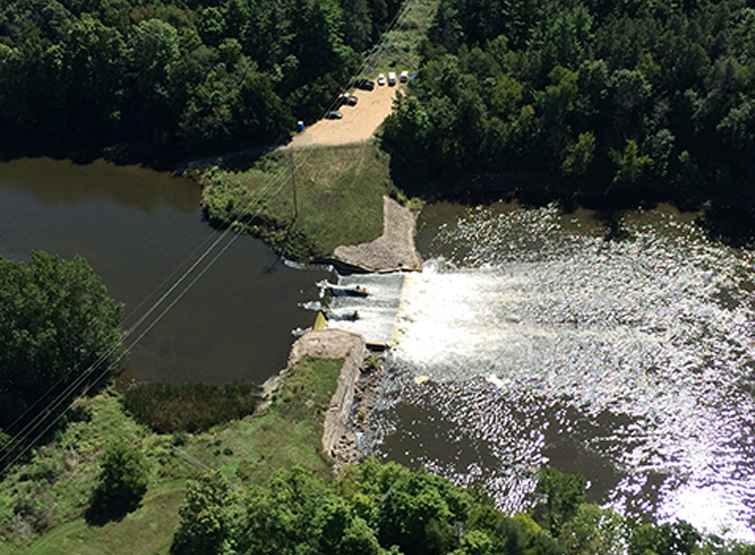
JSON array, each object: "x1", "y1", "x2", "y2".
[
  {"x1": 384, "y1": 0, "x2": 755, "y2": 201},
  {"x1": 171, "y1": 471, "x2": 236, "y2": 555},
  {"x1": 0, "y1": 252, "x2": 123, "y2": 433},
  {"x1": 0, "y1": 0, "x2": 401, "y2": 158},
  {"x1": 171, "y1": 461, "x2": 753, "y2": 555}
]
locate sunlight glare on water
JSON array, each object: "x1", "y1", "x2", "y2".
[{"x1": 373, "y1": 202, "x2": 755, "y2": 541}]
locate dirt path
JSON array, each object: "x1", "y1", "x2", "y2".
[{"x1": 283, "y1": 83, "x2": 404, "y2": 149}]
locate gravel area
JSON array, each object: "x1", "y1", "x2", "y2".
[
  {"x1": 284, "y1": 84, "x2": 403, "y2": 149},
  {"x1": 333, "y1": 196, "x2": 422, "y2": 272}
]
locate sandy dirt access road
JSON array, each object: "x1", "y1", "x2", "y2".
[{"x1": 283, "y1": 82, "x2": 404, "y2": 149}]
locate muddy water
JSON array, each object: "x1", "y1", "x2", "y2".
[
  {"x1": 341, "y1": 200, "x2": 755, "y2": 540},
  {"x1": 0, "y1": 157, "x2": 329, "y2": 384}
]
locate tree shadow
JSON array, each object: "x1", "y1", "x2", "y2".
[
  {"x1": 84, "y1": 488, "x2": 141, "y2": 526},
  {"x1": 698, "y1": 201, "x2": 755, "y2": 249}
]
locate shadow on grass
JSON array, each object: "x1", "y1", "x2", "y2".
[{"x1": 85, "y1": 489, "x2": 142, "y2": 526}]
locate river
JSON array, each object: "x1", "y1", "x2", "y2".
[
  {"x1": 330, "y1": 199, "x2": 755, "y2": 541},
  {"x1": 0, "y1": 157, "x2": 329, "y2": 384},
  {"x1": 4, "y1": 157, "x2": 754, "y2": 539}
]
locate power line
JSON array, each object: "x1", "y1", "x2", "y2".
[
  {"x1": 0, "y1": 0, "x2": 428, "y2": 474},
  {"x1": 1, "y1": 0, "x2": 422, "y2": 470}
]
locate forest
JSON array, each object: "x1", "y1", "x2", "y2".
[
  {"x1": 383, "y1": 0, "x2": 755, "y2": 202},
  {"x1": 0, "y1": 0, "x2": 401, "y2": 158},
  {"x1": 169, "y1": 461, "x2": 755, "y2": 555}
]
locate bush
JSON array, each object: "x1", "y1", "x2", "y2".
[
  {"x1": 87, "y1": 442, "x2": 150, "y2": 524},
  {"x1": 171, "y1": 431, "x2": 189, "y2": 446},
  {"x1": 123, "y1": 381, "x2": 257, "y2": 433}
]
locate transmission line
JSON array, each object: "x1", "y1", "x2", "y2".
[{"x1": 0, "y1": 0, "x2": 429, "y2": 475}]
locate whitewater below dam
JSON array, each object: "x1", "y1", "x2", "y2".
[{"x1": 325, "y1": 201, "x2": 755, "y2": 541}]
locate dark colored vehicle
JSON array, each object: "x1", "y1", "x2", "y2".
[
  {"x1": 355, "y1": 79, "x2": 375, "y2": 91},
  {"x1": 324, "y1": 111, "x2": 343, "y2": 119}
]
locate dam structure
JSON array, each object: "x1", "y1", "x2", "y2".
[{"x1": 316, "y1": 202, "x2": 755, "y2": 542}]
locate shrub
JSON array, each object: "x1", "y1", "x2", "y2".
[
  {"x1": 123, "y1": 381, "x2": 257, "y2": 433},
  {"x1": 171, "y1": 430, "x2": 189, "y2": 446},
  {"x1": 87, "y1": 442, "x2": 150, "y2": 524}
]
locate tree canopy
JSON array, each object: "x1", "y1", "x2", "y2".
[
  {"x1": 384, "y1": 0, "x2": 755, "y2": 202},
  {"x1": 170, "y1": 460, "x2": 755, "y2": 555},
  {"x1": 0, "y1": 0, "x2": 401, "y2": 158},
  {"x1": 0, "y1": 251, "x2": 123, "y2": 433},
  {"x1": 87, "y1": 440, "x2": 151, "y2": 523}
]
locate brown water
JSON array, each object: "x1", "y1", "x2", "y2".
[
  {"x1": 333, "y1": 199, "x2": 755, "y2": 540},
  {"x1": 0, "y1": 157, "x2": 329, "y2": 384},
  {"x1": 6, "y1": 158, "x2": 754, "y2": 537}
]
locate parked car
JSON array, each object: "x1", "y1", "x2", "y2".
[
  {"x1": 355, "y1": 79, "x2": 374, "y2": 90},
  {"x1": 377, "y1": 73, "x2": 386, "y2": 85},
  {"x1": 400, "y1": 70, "x2": 409, "y2": 82},
  {"x1": 338, "y1": 93, "x2": 358, "y2": 106},
  {"x1": 324, "y1": 111, "x2": 343, "y2": 119},
  {"x1": 388, "y1": 72, "x2": 397, "y2": 85}
]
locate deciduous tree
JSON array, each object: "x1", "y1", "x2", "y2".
[{"x1": 0, "y1": 252, "x2": 123, "y2": 431}]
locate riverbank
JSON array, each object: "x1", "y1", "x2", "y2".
[
  {"x1": 199, "y1": 143, "x2": 395, "y2": 261},
  {"x1": 329, "y1": 195, "x2": 422, "y2": 272},
  {"x1": 0, "y1": 351, "x2": 346, "y2": 553},
  {"x1": 386, "y1": 150, "x2": 755, "y2": 248}
]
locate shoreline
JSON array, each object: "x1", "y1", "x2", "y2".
[
  {"x1": 260, "y1": 195, "x2": 423, "y2": 467},
  {"x1": 323, "y1": 195, "x2": 423, "y2": 273}
]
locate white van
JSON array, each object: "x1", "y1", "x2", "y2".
[
  {"x1": 400, "y1": 70, "x2": 409, "y2": 82},
  {"x1": 388, "y1": 72, "x2": 397, "y2": 86}
]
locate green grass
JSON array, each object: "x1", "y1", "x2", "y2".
[
  {"x1": 18, "y1": 481, "x2": 185, "y2": 555},
  {"x1": 364, "y1": 0, "x2": 440, "y2": 77},
  {"x1": 201, "y1": 143, "x2": 392, "y2": 260},
  {"x1": 183, "y1": 355, "x2": 345, "y2": 485},
  {"x1": 2, "y1": 355, "x2": 346, "y2": 554}
]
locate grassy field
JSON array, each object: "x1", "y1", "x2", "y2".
[
  {"x1": 201, "y1": 143, "x2": 392, "y2": 260},
  {"x1": 6, "y1": 481, "x2": 186, "y2": 555},
  {"x1": 182, "y1": 356, "x2": 343, "y2": 485},
  {"x1": 2, "y1": 356, "x2": 345, "y2": 554},
  {"x1": 364, "y1": 0, "x2": 439, "y2": 77}
]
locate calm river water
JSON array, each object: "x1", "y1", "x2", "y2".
[
  {"x1": 4, "y1": 157, "x2": 754, "y2": 538},
  {"x1": 332, "y1": 199, "x2": 755, "y2": 541},
  {"x1": 0, "y1": 157, "x2": 329, "y2": 384}
]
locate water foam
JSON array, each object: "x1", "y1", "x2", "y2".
[{"x1": 372, "y1": 203, "x2": 755, "y2": 540}]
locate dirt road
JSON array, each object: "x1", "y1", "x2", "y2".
[{"x1": 283, "y1": 83, "x2": 403, "y2": 149}]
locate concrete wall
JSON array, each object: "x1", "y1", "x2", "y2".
[{"x1": 289, "y1": 329, "x2": 366, "y2": 458}]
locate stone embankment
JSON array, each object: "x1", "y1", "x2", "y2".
[
  {"x1": 331, "y1": 195, "x2": 422, "y2": 273},
  {"x1": 289, "y1": 329, "x2": 367, "y2": 458},
  {"x1": 330, "y1": 355, "x2": 385, "y2": 471}
]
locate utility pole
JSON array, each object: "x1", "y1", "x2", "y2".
[{"x1": 286, "y1": 153, "x2": 299, "y2": 221}]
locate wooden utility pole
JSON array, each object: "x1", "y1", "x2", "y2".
[{"x1": 286, "y1": 153, "x2": 300, "y2": 221}]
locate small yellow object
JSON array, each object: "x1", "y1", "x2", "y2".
[
  {"x1": 313, "y1": 311, "x2": 327, "y2": 330},
  {"x1": 414, "y1": 375, "x2": 430, "y2": 384}
]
